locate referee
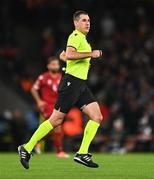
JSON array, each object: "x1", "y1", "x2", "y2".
[{"x1": 18, "y1": 10, "x2": 103, "y2": 169}]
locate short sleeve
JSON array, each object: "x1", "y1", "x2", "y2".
[
  {"x1": 67, "y1": 34, "x2": 80, "y2": 50},
  {"x1": 33, "y1": 75, "x2": 43, "y2": 90}
]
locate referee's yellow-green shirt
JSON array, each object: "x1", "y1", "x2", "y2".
[{"x1": 66, "y1": 30, "x2": 92, "y2": 80}]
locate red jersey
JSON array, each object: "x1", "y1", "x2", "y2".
[{"x1": 33, "y1": 71, "x2": 61, "y2": 118}]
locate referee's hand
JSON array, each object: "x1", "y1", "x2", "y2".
[
  {"x1": 59, "y1": 50, "x2": 67, "y2": 62},
  {"x1": 91, "y1": 50, "x2": 102, "y2": 59}
]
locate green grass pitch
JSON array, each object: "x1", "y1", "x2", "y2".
[{"x1": 0, "y1": 153, "x2": 154, "y2": 179}]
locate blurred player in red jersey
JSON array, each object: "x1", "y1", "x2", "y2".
[{"x1": 31, "y1": 56, "x2": 69, "y2": 158}]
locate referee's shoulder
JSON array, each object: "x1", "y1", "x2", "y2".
[{"x1": 68, "y1": 30, "x2": 79, "y2": 38}]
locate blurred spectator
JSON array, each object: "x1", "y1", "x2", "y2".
[
  {"x1": 25, "y1": 110, "x2": 39, "y2": 136},
  {"x1": 42, "y1": 28, "x2": 55, "y2": 59},
  {"x1": 101, "y1": 13, "x2": 115, "y2": 38},
  {"x1": 135, "y1": 112, "x2": 153, "y2": 152},
  {"x1": 10, "y1": 109, "x2": 28, "y2": 149},
  {"x1": 0, "y1": 110, "x2": 13, "y2": 151},
  {"x1": 20, "y1": 76, "x2": 33, "y2": 93},
  {"x1": 108, "y1": 118, "x2": 126, "y2": 153}
]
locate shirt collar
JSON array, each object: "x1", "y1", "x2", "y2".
[{"x1": 74, "y1": 29, "x2": 86, "y2": 38}]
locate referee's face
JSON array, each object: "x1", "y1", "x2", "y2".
[{"x1": 74, "y1": 14, "x2": 90, "y2": 35}]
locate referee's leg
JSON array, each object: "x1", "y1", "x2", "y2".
[
  {"x1": 18, "y1": 109, "x2": 66, "y2": 169},
  {"x1": 78, "y1": 101, "x2": 103, "y2": 155},
  {"x1": 82, "y1": 101, "x2": 103, "y2": 124},
  {"x1": 74, "y1": 101, "x2": 103, "y2": 167},
  {"x1": 24, "y1": 109, "x2": 66, "y2": 153}
]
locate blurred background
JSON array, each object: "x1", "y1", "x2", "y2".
[{"x1": 0, "y1": 0, "x2": 154, "y2": 153}]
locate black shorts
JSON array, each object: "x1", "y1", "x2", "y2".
[{"x1": 55, "y1": 74, "x2": 96, "y2": 113}]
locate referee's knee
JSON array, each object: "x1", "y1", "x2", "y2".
[
  {"x1": 48, "y1": 117, "x2": 63, "y2": 128},
  {"x1": 91, "y1": 114, "x2": 103, "y2": 124}
]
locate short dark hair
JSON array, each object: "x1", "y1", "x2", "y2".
[
  {"x1": 47, "y1": 56, "x2": 58, "y2": 64},
  {"x1": 73, "y1": 10, "x2": 88, "y2": 21}
]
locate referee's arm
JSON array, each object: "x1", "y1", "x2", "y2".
[{"x1": 65, "y1": 47, "x2": 102, "y2": 60}]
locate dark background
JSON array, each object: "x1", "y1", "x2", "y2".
[{"x1": 0, "y1": 0, "x2": 154, "y2": 153}]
